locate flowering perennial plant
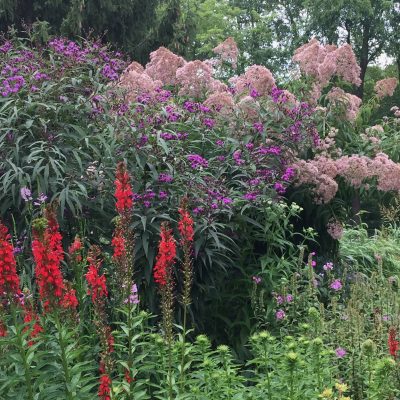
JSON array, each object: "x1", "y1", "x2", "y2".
[
  {"x1": 0, "y1": 221, "x2": 20, "y2": 297},
  {"x1": 32, "y1": 208, "x2": 64, "y2": 309}
]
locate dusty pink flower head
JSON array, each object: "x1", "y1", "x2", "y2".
[
  {"x1": 237, "y1": 95, "x2": 260, "y2": 120},
  {"x1": 327, "y1": 219, "x2": 343, "y2": 240},
  {"x1": 334, "y1": 44, "x2": 361, "y2": 86},
  {"x1": 145, "y1": 47, "x2": 186, "y2": 86},
  {"x1": 374, "y1": 78, "x2": 398, "y2": 99},
  {"x1": 124, "y1": 61, "x2": 144, "y2": 74},
  {"x1": 327, "y1": 87, "x2": 362, "y2": 121},
  {"x1": 176, "y1": 60, "x2": 214, "y2": 98},
  {"x1": 293, "y1": 38, "x2": 325, "y2": 79},
  {"x1": 293, "y1": 39, "x2": 361, "y2": 93},
  {"x1": 370, "y1": 152, "x2": 400, "y2": 192},
  {"x1": 232, "y1": 65, "x2": 275, "y2": 97},
  {"x1": 203, "y1": 92, "x2": 235, "y2": 114},
  {"x1": 336, "y1": 155, "x2": 372, "y2": 187},
  {"x1": 119, "y1": 70, "x2": 162, "y2": 102},
  {"x1": 213, "y1": 37, "x2": 239, "y2": 69}
]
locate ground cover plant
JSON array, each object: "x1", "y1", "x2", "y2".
[{"x1": 0, "y1": 29, "x2": 400, "y2": 399}]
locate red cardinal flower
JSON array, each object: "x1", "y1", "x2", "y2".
[
  {"x1": 60, "y1": 288, "x2": 78, "y2": 309},
  {"x1": 115, "y1": 161, "x2": 133, "y2": 214},
  {"x1": 32, "y1": 209, "x2": 64, "y2": 308},
  {"x1": 0, "y1": 221, "x2": 20, "y2": 297},
  {"x1": 153, "y1": 223, "x2": 176, "y2": 287},
  {"x1": 98, "y1": 373, "x2": 112, "y2": 400},
  {"x1": 388, "y1": 327, "x2": 399, "y2": 359},
  {"x1": 85, "y1": 246, "x2": 108, "y2": 303},
  {"x1": 68, "y1": 236, "x2": 83, "y2": 262},
  {"x1": 23, "y1": 306, "x2": 43, "y2": 346},
  {"x1": 178, "y1": 206, "x2": 194, "y2": 244}
]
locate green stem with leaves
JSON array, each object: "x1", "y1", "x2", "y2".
[
  {"x1": 13, "y1": 308, "x2": 34, "y2": 400},
  {"x1": 55, "y1": 312, "x2": 74, "y2": 400}
]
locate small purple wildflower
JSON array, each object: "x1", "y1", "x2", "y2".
[
  {"x1": 323, "y1": 262, "x2": 333, "y2": 271},
  {"x1": 20, "y1": 187, "x2": 32, "y2": 202},
  {"x1": 330, "y1": 279, "x2": 343, "y2": 291},
  {"x1": 275, "y1": 309, "x2": 286, "y2": 320},
  {"x1": 335, "y1": 347, "x2": 347, "y2": 358},
  {"x1": 252, "y1": 276, "x2": 262, "y2": 284},
  {"x1": 124, "y1": 284, "x2": 140, "y2": 304},
  {"x1": 187, "y1": 154, "x2": 208, "y2": 169}
]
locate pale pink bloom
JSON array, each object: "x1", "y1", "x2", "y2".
[
  {"x1": 334, "y1": 44, "x2": 361, "y2": 86},
  {"x1": 365, "y1": 124, "x2": 384, "y2": 134},
  {"x1": 336, "y1": 155, "x2": 372, "y2": 187},
  {"x1": 237, "y1": 95, "x2": 260, "y2": 120},
  {"x1": 203, "y1": 92, "x2": 235, "y2": 114},
  {"x1": 124, "y1": 61, "x2": 144, "y2": 74},
  {"x1": 145, "y1": 47, "x2": 186, "y2": 86},
  {"x1": 176, "y1": 60, "x2": 214, "y2": 98},
  {"x1": 119, "y1": 70, "x2": 162, "y2": 102},
  {"x1": 293, "y1": 38, "x2": 324, "y2": 79},
  {"x1": 327, "y1": 220, "x2": 343, "y2": 240},
  {"x1": 213, "y1": 37, "x2": 239, "y2": 69},
  {"x1": 374, "y1": 78, "x2": 398, "y2": 99},
  {"x1": 232, "y1": 65, "x2": 275, "y2": 97},
  {"x1": 327, "y1": 87, "x2": 362, "y2": 122}
]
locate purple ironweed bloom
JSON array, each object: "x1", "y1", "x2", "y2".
[
  {"x1": 187, "y1": 154, "x2": 208, "y2": 169},
  {"x1": 330, "y1": 279, "x2": 342, "y2": 291},
  {"x1": 249, "y1": 178, "x2": 261, "y2": 186},
  {"x1": 0, "y1": 41, "x2": 12, "y2": 53},
  {"x1": 20, "y1": 187, "x2": 32, "y2": 202},
  {"x1": 335, "y1": 347, "x2": 347, "y2": 358},
  {"x1": 323, "y1": 262, "x2": 333, "y2": 271},
  {"x1": 33, "y1": 71, "x2": 49, "y2": 81},
  {"x1": 159, "y1": 191, "x2": 168, "y2": 200},
  {"x1": 183, "y1": 101, "x2": 197, "y2": 112},
  {"x1": 143, "y1": 200, "x2": 151, "y2": 208},
  {"x1": 274, "y1": 182, "x2": 285, "y2": 194},
  {"x1": 217, "y1": 155, "x2": 226, "y2": 162},
  {"x1": 245, "y1": 143, "x2": 254, "y2": 150},
  {"x1": 252, "y1": 276, "x2": 262, "y2": 284},
  {"x1": 101, "y1": 64, "x2": 118, "y2": 81},
  {"x1": 34, "y1": 193, "x2": 47, "y2": 206},
  {"x1": 275, "y1": 295, "x2": 284, "y2": 305},
  {"x1": 158, "y1": 173, "x2": 173, "y2": 183},
  {"x1": 282, "y1": 167, "x2": 295, "y2": 181},
  {"x1": 276, "y1": 309, "x2": 286, "y2": 320},
  {"x1": 222, "y1": 197, "x2": 232, "y2": 205},
  {"x1": 193, "y1": 207, "x2": 204, "y2": 215},
  {"x1": 250, "y1": 88, "x2": 260, "y2": 98},
  {"x1": 199, "y1": 104, "x2": 210, "y2": 113},
  {"x1": 244, "y1": 192, "x2": 258, "y2": 201},
  {"x1": 216, "y1": 140, "x2": 224, "y2": 147},
  {"x1": 286, "y1": 294, "x2": 293, "y2": 303},
  {"x1": 233, "y1": 150, "x2": 245, "y2": 165},
  {"x1": 13, "y1": 246, "x2": 22, "y2": 255},
  {"x1": 203, "y1": 118, "x2": 215, "y2": 129},
  {"x1": 124, "y1": 283, "x2": 140, "y2": 304},
  {"x1": 253, "y1": 122, "x2": 263, "y2": 133}
]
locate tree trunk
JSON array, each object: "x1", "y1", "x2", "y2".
[{"x1": 356, "y1": 20, "x2": 371, "y2": 99}]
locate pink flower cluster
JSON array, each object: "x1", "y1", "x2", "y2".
[
  {"x1": 327, "y1": 87, "x2": 362, "y2": 122},
  {"x1": 213, "y1": 37, "x2": 239, "y2": 69},
  {"x1": 230, "y1": 65, "x2": 275, "y2": 97},
  {"x1": 294, "y1": 152, "x2": 400, "y2": 203},
  {"x1": 374, "y1": 77, "x2": 398, "y2": 99},
  {"x1": 326, "y1": 220, "x2": 344, "y2": 240},
  {"x1": 293, "y1": 39, "x2": 361, "y2": 103}
]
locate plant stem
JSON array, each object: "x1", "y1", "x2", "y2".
[
  {"x1": 55, "y1": 313, "x2": 74, "y2": 400},
  {"x1": 179, "y1": 302, "x2": 187, "y2": 393},
  {"x1": 13, "y1": 308, "x2": 34, "y2": 400}
]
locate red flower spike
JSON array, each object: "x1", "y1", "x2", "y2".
[
  {"x1": 32, "y1": 209, "x2": 65, "y2": 308},
  {"x1": 60, "y1": 288, "x2": 78, "y2": 309},
  {"x1": 115, "y1": 161, "x2": 133, "y2": 214},
  {"x1": 23, "y1": 307, "x2": 43, "y2": 346},
  {"x1": 178, "y1": 207, "x2": 194, "y2": 244},
  {"x1": 388, "y1": 327, "x2": 399, "y2": 359},
  {"x1": 98, "y1": 373, "x2": 112, "y2": 400},
  {"x1": 0, "y1": 222, "x2": 20, "y2": 297},
  {"x1": 85, "y1": 246, "x2": 108, "y2": 303},
  {"x1": 153, "y1": 223, "x2": 176, "y2": 287}
]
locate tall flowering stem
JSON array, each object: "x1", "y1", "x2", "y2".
[
  {"x1": 113, "y1": 161, "x2": 135, "y2": 303},
  {"x1": 85, "y1": 245, "x2": 113, "y2": 399},
  {"x1": 177, "y1": 198, "x2": 194, "y2": 393},
  {"x1": 153, "y1": 222, "x2": 176, "y2": 399},
  {"x1": 32, "y1": 206, "x2": 64, "y2": 310},
  {"x1": 388, "y1": 327, "x2": 399, "y2": 359}
]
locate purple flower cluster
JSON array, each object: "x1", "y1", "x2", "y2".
[
  {"x1": 1, "y1": 75, "x2": 25, "y2": 96},
  {"x1": 160, "y1": 132, "x2": 188, "y2": 141},
  {"x1": 158, "y1": 173, "x2": 173, "y2": 183},
  {"x1": 187, "y1": 154, "x2": 208, "y2": 169}
]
